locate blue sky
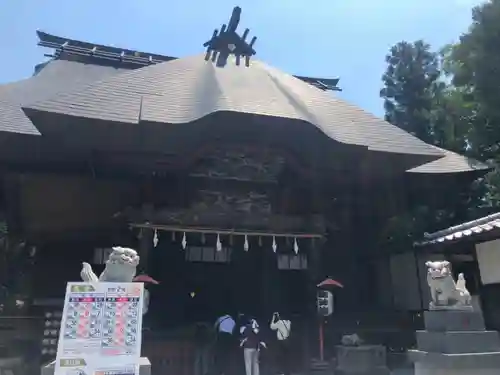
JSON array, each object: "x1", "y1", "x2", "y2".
[{"x1": 0, "y1": 0, "x2": 483, "y2": 116}]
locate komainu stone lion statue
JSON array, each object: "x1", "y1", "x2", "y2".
[
  {"x1": 341, "y1": 333, "x2": 364, "y2": 346},
  {"x1": 80, "y1": 247, "x2": 153, "y2": 315},
  {"x1": 80, "y1": 246, "x2": 140, "y2": 283},
  {"x1": 425, "y1": 260, "x2": 472, "y2": 310}
]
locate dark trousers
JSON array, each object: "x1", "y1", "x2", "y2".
[
  {"x1": 276, "y1": 340, "x2": 290, "y2": 375},
  {"x1": 214, "y1": 333, "x2": 233, "y2": 375}
]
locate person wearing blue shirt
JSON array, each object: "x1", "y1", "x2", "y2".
[{"x1": 215, "y1": 314, "x2": 236, "y2": 334}]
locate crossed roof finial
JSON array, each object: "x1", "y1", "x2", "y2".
[{"x1": 203, "y1": 6, "x2": 257, "y2": 67}]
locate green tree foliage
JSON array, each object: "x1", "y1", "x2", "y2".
[
  {"x1": 380, "y1": 41, "x2": 471, "y2": 153},
  {"x1": 380, "y1": 41, "x2": 441, "y2": 144},
  {"x1": 379, "y1": 38, "x2": 487, "y2": 246},
  {"x1": 444, "y1": 0, "x2": 500, "y2": 205}
]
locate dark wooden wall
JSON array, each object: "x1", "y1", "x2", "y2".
[{"x1": 3, "y1": 173, "x2": 139, "y2": 241}]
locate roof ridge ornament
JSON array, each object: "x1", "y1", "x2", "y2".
[{"x1": 203, "y1": 6, "x2": 257, "y2": 67}]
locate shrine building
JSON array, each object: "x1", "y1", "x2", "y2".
[{"x1": 0, "y1": 13, "x2": 490, "y2": 375}]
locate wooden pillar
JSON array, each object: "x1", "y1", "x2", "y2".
[
  {"x1": 308, "y1": 238, "x2": 323, "y2": 345},
  {"x1": 304, "y1": 137, "x2": 324, "y2": 369},
  {"x1": 260, "y1": 243, "x2": 276, "y2": 317},
  {"x1": 302, "y1": 237, "x2": 324, "y2": 373},
  {"x1": 137, "y1": 204, "x2": 154, "y2": 273},
  {"x1": 3, "y1": 174, "x2": 23, "y2": 236}
]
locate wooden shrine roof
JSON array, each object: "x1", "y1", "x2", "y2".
[
  {"x1": 407, "y1": 146, "x2": 491, "y2": 175},
  {"x1": 0, "y1": 59, "x2": 125, "y2": 136},
  {"x1": 22, "y1": 53, "x2": 445, "y2": 158},
  {"x1": 0, "y1": 31, "x2": 489, "y2": 175}
]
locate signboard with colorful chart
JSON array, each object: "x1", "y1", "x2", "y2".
[{"x1": 54, "y1": 282, "x2": 144, "y2": 375}]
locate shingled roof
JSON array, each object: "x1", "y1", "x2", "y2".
[
  {"x1": 407, "y1": 146, "x2": 491, "y2": 174},
  {"x1": 23, "y1": 54, "x2": 445, "y2": 158},
  {"x1": 0, "y1": 59, "x2": 126, "y2": 135},
  {"x1": 0, "y1": 31, "x2": 490, "y2": 175}
]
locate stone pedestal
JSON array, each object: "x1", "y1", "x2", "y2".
[
  {"x1": 334, "y1": 345, "x2": 390, "y2": 375},
  {"x1": 310, "y1": 359, "x2": 333, "y2": 375},
  {"x1": 41, "y1": 357, "x2": 151, "y2": 375},
  {"x1": 408, "y1": 310, "x2": 500, "y2": 375},
  {"x1": 0, "y1": 357, "x2": 23, "y2": 375}
]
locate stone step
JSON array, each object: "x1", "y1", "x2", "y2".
[
  {"x1": 416, "y1": 330, "x2": 500, "y2": 354},
  {"x1": 409, "y1": 350, "x2": 500, "y2": 371},
  {"x1": 334, "y1": 367, "x2": 390, "y2": 375},
  {"x1": 424, "y1": 310, "x2": 485, "y2": 332}
]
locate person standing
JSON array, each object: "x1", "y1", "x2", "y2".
[
  {"x1": 194, "y1": 322, "x2": 213, "y2": 375},
  {"x1": 240, "y1": 320, "x2": 266, "y2": 375},
  {"x1": 213, "y1": 313, "x2": 236, "y2": 375},
  {"x1": 270, "y1": 312, "x2": 291, "y2": 375}
]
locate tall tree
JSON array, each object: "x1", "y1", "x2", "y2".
[
  {"x1": 380, "y1": 40, "x2": 441, "y2": 144},
  {"x1": 429, "y1": 46, "x2": 472, "y2": 154},
  {"x1": 379, "y1": 40, "x2": 484, "y2": 246},
  {"x1": 445, "y1": 0, "x2": 500, "y2": 205}
]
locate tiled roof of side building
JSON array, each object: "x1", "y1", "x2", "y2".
[{"x1": 417, "y1": 212, "x2": 500, "y2": 246}]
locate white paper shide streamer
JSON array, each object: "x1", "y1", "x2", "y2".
[
  {"x1": 216, "y1": 233, "x2": 222, "y2": 252},
  {"x1": 244, "y1": 235, "x2": 249, "y2": 251},
  {"x1": 182, "y1": 232, "x2": 187, "y2": 249},
  {"x1": 150, "y1": 228, "x2": 318, "y2": 255},
  {"x1": 153, "y1": 229, "x2": 159, "y2": 248}
]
